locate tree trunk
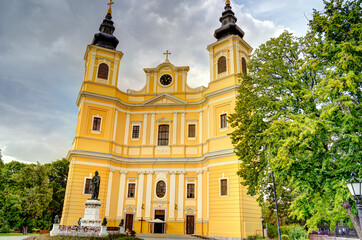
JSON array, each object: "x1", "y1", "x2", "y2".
[
  {"x1": 22, "y1": 225, "x2": 28, "y2": 235},
  {"x1": 342, "y1": 200, "x2": 362, "y2": 239}
]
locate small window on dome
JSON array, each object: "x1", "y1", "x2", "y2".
[
  {"x1": 97, "y1": 63, "x2": 109, "y2": 80},
  {"x1": 241, "y1": 57, "x2": 247, "y2": 74},
  {"x1": 218, "y1": 56, "x2": 227, "y2": 74}
]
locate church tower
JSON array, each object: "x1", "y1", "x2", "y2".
[
  {"x1": 61, "y1": 1, "x2": 261, "y2": 239},
  {"x1": 207, "y1": 0, "x2": 252, "y2": 83}
]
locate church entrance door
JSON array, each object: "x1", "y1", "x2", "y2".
[
  {"x1": 125, "y1": 214, "x2": 133, "y2": 232},
  {"x1": 154, "y1": 210, "x2": 165, "y2": 233},
  {"x1": 186, "y1": 215, "x2": 194, "y2": 234}
]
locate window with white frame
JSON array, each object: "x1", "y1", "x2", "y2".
[
  {"x1": 97, "y1": 63, "x2": 109, "y2": 80},
  {"x1": 83, "y1": 178, "x2": 92, "y2": 194},
  {"x1": 131, "y1": 125, "x2": 140, "y2": 139},
  {"x1": 188, "y1": 124, "x2": 196, "y2": 138},
  {"x1": 241, "y1": 57, "x2": 247, "y2": 74},
  {"x1": 92, "y1": 116, "x2": 102, "y2": 132},
  {"x1": 220, "y1": 178, "x2": 228, "y2": 196},
  {"x1": 220, "y1": 113, "x2": 228, "y2": 129},
  {"x1": 156, "y1": 180, "x2": 166, "y2": 198},
  {"x1": 218, "y1": 56, "x2": 227, "y2": 74},
  {"x1": 187, "y1": 183, "x2": 195, "y2": 198},
  {"x1": 127, "y1": 183, "x2": 136, "y2": 198},
  {"x1": 158, "y1": 124, "x2": 169, "y2": 146}
]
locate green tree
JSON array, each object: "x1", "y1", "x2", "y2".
[
  {"x1": 45, "y1": 158, "x2": 70, "y2": 225},
  {"x1": 0, "y1": 149, "x2": 3, "y2": 166},
  {"x1": 0, "y1": 159, "x2": 70, "y2": 233},
  {"x1": 229, "y1": 0, "x2": 361, "y2": 237}
]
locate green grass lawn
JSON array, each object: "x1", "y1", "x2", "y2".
[{"x1": 0, "y1": 233, "x2": 40, "y2": 236}]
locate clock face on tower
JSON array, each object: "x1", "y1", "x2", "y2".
[{"x1": 160, "y1": 74, "x2": 173, "y2": 86}]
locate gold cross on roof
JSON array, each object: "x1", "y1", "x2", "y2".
[
  {"x1": 163, "y1": 50, "x2": 171, "y2": 61},
  {"x1": 107, "y1": 0, "x2": 114, "y2": 14}
]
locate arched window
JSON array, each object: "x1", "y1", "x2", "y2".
[
  {"x1": 97, "y1": 63, "x2": 109, "y2": 79},
  {"x1": 156, "y1": 180, "x2": 166, "y2": 198},
  {"x1": 241, "y1": 57, "x2": 247, "y2": 74},
  {"x1": 158, "y1": 124, "x2": 169, "y2": 146},
  {"x1": 217, "y1": 56, "x2": 227, "y2": 74}
]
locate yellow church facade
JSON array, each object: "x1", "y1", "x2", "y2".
[{"x1": 61, "y1": 1, "x2": 262, "y2": 239}]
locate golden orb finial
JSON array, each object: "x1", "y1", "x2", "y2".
[
  {"x1": 107, "y1": 0, "x2": 114, "y2": 14},
  {"x1": 225, "y1": 0, "x2": 231, "y2": 5}
]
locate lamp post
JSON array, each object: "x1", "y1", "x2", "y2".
[
  {"x1": 345, "y1": 172, "x2": 362, "y2": 231},
  {"x1": 261, "y1": 217, "x2": 265, "y2": 238}
]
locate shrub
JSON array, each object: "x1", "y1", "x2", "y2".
[
  {"x1": 281, "y1": 234, "x2": 290, "y2": 240},
  {"x1": 267, "y1": 224, "x2": 278, "y2": 239},
  {"x1": 0, "y1": 224, "x2": 10, "y2": 233},
  {"x1": 247, "y1": 235, "x2": 264, "y2": 240},
  {"x1": 284, "y1": 225, "x2": 308, "y2": 240}
]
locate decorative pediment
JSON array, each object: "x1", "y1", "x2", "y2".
[
  {"x1": 156, "y1": 117, "x2": 172, "y2": 123},
  {"x1": 144, "y1": 61, "x2": 189, "y2": 73},
  {"x1": 142, "y1": 93, "x2": 187, "y2": 105}
]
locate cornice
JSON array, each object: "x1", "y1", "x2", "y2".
[
  {"x1": 206, "y1": 34, "x2": 253, "y2": 52},
  {"x1": 66, "y1": 148, "x2": 235, "y2": 165},
  {"x1": 77, "y1": 83, "x2": 239, "y2": 108}
]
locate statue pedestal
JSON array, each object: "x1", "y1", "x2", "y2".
[
  {"x1": 119, "y1": 226, "x2": 125, "y2": 233},
  {"x1": 80, "y1": 199, "x2": 102, "y2": 227},
  {"x1": 99, "y1": 226, "x2": 108, "y2": 236},
  {"x1": 50, "y1": 224, "x2": 60, "y2": 236}
]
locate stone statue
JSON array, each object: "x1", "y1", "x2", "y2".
[
  {"x1": 78, "y1": 217, "x2": 82, "y2": 226},
  {"x1": 102, "y1": 217, "x2": 107, "y2": 226},
  {"x1": 90, "y1": 170, "x2": 101, "y2": 200},
  {"x1": 119, "y1": 219, "x2": 124, "y2": 227},
  {"x1": 54, "y1": 215, "x2": 59, "y2": 224}
]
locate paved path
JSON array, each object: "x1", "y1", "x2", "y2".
[
  {"x1": 137, "y1": 233, "x2": 200, "y2": 240},
  {"x1": 0, "y1": 236, "x2": 36, "y2": 240}
]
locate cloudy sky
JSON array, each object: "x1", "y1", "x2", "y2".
[{"x1": 0, "y1": 0, "x2": 325, "y2": 164}]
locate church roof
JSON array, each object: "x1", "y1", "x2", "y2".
[
  {"x1": 91, "y1": 5, "x2": 119, "y2": 50},
  {"x1": 214, "y1": 0, "x2": 245, "y2": 40}
]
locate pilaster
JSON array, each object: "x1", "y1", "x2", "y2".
[
  {"x1": 180, "y1": 112, "x2": 185, "y2": 145},
  {"x1": 105, "y1": 168, "x2": 115, "y2": 217},
  {"x1": 197, "y1": 170, "x2": 203, "y2": 219},
  {"x1": 145, "y1": 171, "x2": 154, "y2": 219},
  {"x1": 169, "y1": 170, "x2": 177, "y2": 219},
  {"x1": 173, "y1": 113, "x2": 178, "y2": 145},
  {"x1": 177, "y1": 170, "x2": 186, "y2": 220},
  {"x1": 136, "y1": 171, "x2": 145, "y2": 219},
  {"x1": 117, "y1": 170, "x2": 128, "y2": 218},
  {"x1": 142, "y1": 113, "x2": 148, "y2": 145},
  {"x1": 124, "y1": 113, "x2": 130, "y2": 145},
  {"x1": 150, "y1": 113, "x2": 155, "y2": 145},
  {"x1": 199, "y1": 111, "x2": 203, "y2": 144},
  {"x1": 113, "y1": 110, "x2": 118, "y2": 141}
]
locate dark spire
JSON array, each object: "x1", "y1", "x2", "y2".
[
  {"x1": 91, "y1": 2, "x2": 119, "y2": 50},
  {"x1": 214, "y1": 0, "x2": 245, "y2": 40}
]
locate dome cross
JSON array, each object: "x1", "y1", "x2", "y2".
[
  {"x1": 163, "y1": 50, "x2": 171, "y2": 61},
  {"x1": 107, "y1": 0, "x2": 114, "y2": 14}
]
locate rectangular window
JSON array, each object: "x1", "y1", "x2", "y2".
[
  {"x1": 187, "y1": 183, "x2": 195, "y2": 198},
  {"x1": 127, "y1": 183, "x2": 136, "y2": 198},
  {"x1": 220, "y1": 113, "x2": 227, "y2": 129},
  {"x1": 132, "y1": 125, "x2": 140, "y2": 139},
  {"x1": 158, "y1": 124, "x2": 169, "y2": 146},
  {"x1": 84, "y1": 178, "x2": 91, "y2": 194},
  {"x1": 188, "y1": 124, "x2": 196, "y2": 138},
  {"x1": 92, "y1": 117, "x2": 102, "y2": 131},
  {"x1": 220, "y1": 179, "x2": 228, "y2": 196}
]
